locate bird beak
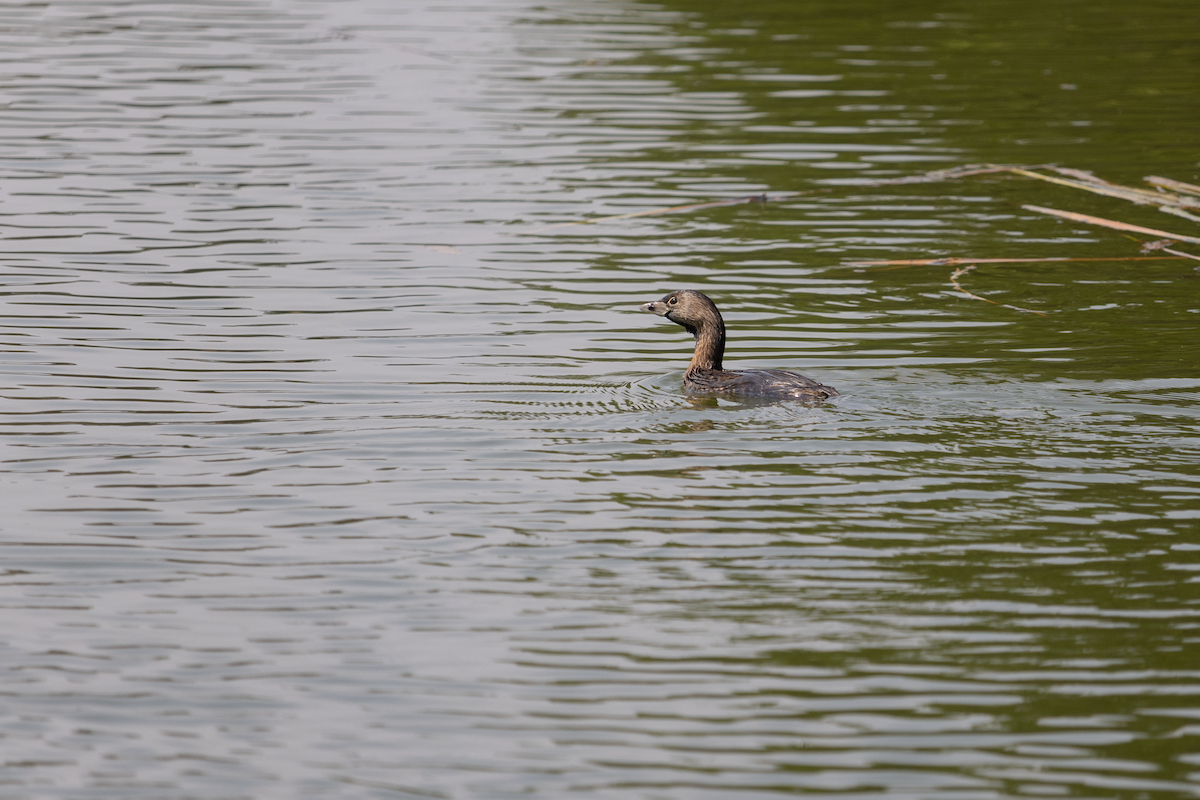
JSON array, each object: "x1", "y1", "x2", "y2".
[{"x1": 640, "y1": 301, "x2": 669, "y2": 316}]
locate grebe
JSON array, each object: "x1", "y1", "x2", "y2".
[{"x1": 640, "y1": 289, "x2": 838, "y2": 401}]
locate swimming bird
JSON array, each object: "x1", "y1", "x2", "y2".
[{"x1": 640, "y1": 289, "x2": 838, "y2": 401}]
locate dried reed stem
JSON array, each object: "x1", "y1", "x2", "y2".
[
  {"x1": 949, "y1": 265, "x2": 1049, "y2": 317},
  {"x1": 1145, "y1": 175, "x2": 1200, "y2": 197},
  {"x1": 851, "y1": 255, "x2": 1186, "y2": 268},
  {"x1": 1004, "y1": 167, "x2": 1199, "y2": 209},
  {"x1": 1023, "y1": 204, "x2": 1200, "y2": 245}
]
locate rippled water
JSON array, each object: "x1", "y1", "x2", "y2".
[{"x1": 1, "y1": 1, "x2": 1199, "y2": 797}]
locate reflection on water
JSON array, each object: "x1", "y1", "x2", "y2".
[{"x1": 1, "y1": 0, "x2": 1198, "y2": 797}]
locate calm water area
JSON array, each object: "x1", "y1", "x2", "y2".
[{"x1": 1, "y1": 1, "x2": 1198, "y2": 797}]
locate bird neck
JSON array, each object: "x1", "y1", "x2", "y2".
[{"x1": 687, "y1": 318, "x2": 725, "y2": 373}]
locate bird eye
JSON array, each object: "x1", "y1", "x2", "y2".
[{"x1": 667, "y1": 296, "x2": 677, "y2": 306}]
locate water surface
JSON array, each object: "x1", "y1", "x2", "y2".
[{"x1": 1, "y1": 1, "x2": 1198, "y2": 797}]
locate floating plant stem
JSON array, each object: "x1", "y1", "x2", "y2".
[
  {"x1": 949, "y1": 265, "x2": 1050, "y2": 317},
  {"x1": 1023, "y1": 204, "x2": 1200, "y2": 245}
]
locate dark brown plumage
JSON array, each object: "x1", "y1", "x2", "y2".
[{"x1": 639, "y1": 289, "x2": 838, "y2": 402}]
